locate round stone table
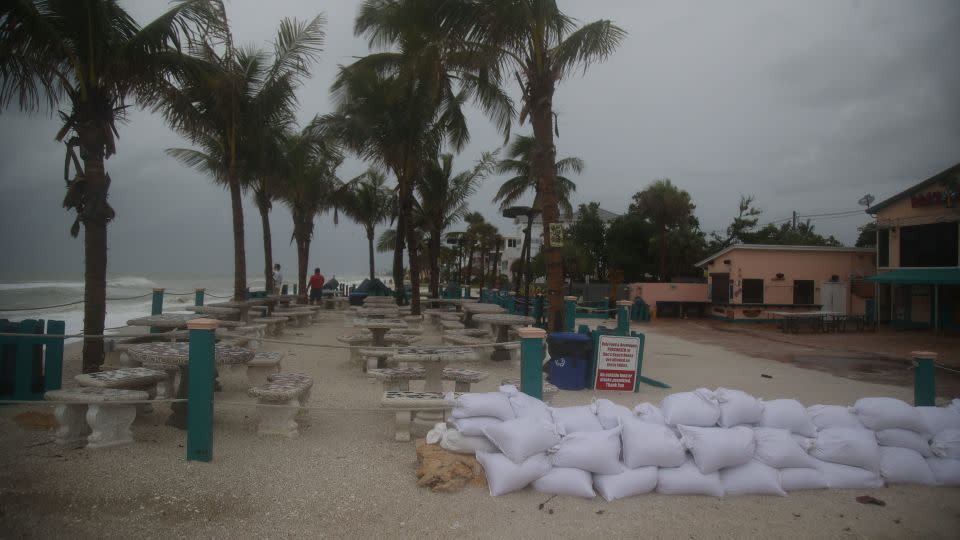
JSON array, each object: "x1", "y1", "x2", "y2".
[
  {"x1": 472, "y1": 313, "x2": 533, "y2": 361},
  {"x1": 126, "y1": 313, "x2": 201, "y2": 331},
  {"x1": 461, "y1": 303, "x2": 507, "y2": 327},
  {"x1": 352, "y1": 318, "x2": 408, "y2": 347},
  {"x1": 391, "y1": 346, "x2": 478, "y2": 427},
  {"x1": 127, "y1": 342, "x2": 254, "y2": 429}
]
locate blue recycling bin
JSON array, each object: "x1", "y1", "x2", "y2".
[{"x1": 546, "y1": 332, "x2": 593, "y2": 390}]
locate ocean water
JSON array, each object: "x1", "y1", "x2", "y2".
[{"x1": 0, "y1": 272, "x2": 369, "y2": 339}]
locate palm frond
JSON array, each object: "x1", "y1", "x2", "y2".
[{"x1": 550, "y1": 19, "x2": 626, "y2": 79}]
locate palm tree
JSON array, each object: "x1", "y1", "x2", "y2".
[
  {"x1": 459, "y1": 1, "x2": 625, "y2": 329},
  {"x1": 629, "y1": 178, "x2": 696, "y2": 281},
  {"x1": 156, "y1": 15, "x2": 325, "y2": 301},
  {"x1": 0, "y1": 0, "x2": 225, "y2": 372},
  {"x1": 461, "y1": 212, "x2": 486, "y2": 286},
  {"x1": 275, "y1": 122, "x2": 343, "y2": 302},
  {"x1": 341, "y1": 169, "x2": 395, "y2": 281},
  {"x1": 493, "y1": 134, "x2": 581, "y2": 294},
  {"x1": 415, "y1": 152, "x2": 495, "y2": 297}
]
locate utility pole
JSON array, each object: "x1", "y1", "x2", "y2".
[{"x1": 792, "y1": 211, "x2": 797, "y2": 230}]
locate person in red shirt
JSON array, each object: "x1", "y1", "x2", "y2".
[{"x1": 308, "y1": 267, "x2": 326, "y2": 305}]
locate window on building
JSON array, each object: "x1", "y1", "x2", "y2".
[
  {"x1": 742, "y1": 279, "x2": 764, "y2": 304},
  {"x1": 793, "y1": 280, "x2": 814, "y2": 305},
  {"x1": 877, "y1": 229, "x2": 889, "y2": 267},
  {"x1": 900, "y1": 222, "x2": 959, "y2": 267},
  {"x1": 711, "y1": 274, "x2": 730, "y2": 303},
  {"x1": 507, "y1": 238, "x2": 518, "y2": 248}
]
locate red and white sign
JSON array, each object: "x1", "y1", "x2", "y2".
[{"x1": 595, "y1": 335, "x2": 640, "y2": 392}]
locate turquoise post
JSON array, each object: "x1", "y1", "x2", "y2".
[
  {"x1": 13, "y1": 320, "x2": 35, "y2": 399},
  {"x1": 491, "y1": 289, "x2": 499, "y2": 306},
  {"x1": 564, "y1": 296, "x2": 577, "y2": 332},
  {"x1": 616, "y1": 300, "x2": 631, "y2": 336},
  {"x1": 45, "y1": 320, "x2": 65, "y2": 391},
  {"x1": 464, "y1": 286, "x2": 471, "y2": 299},
  {"x1": 533, "y1": 295, "x2": 545, "y2": 328},
  {"x1": 186, "y1": 318, "x2": 217, "y2": 462},
  {"x1": 912, "y1": 351, "x2": 936, "y2": 406},
  {"x1": 519, "y1": 326, "x2": 546, "y2": 400},
  {"x1": 506, "y1": 292, "x2": 516, "y2": 314},
  {"x1": 150, "y1": 288, "x2": 165, "y2": 334},
  {"x1": 293, "y1": 284, "x2": 298, "y2": 296},
  {"x1": 195, "y1": 288, "x2": 205, "y2": 307}
]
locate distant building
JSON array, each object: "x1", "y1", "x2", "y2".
[
  {"x1": 502, "y1": 207, "x2": 621, "y2": 274},
  {"x1": 695, "y1": 244, "x2": 876, "y2": 321},
  {"x1": 864, "y1": 162, "x2": 960, "y2": 331}
]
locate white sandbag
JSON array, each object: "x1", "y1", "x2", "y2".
[
  {"x1": 476, "y1": 451, "x2": 552, "y2": 496},
  {"x1": 754, "y1": 427, "x2": 816, "y2": 469},
  {"x1": 449, "y1": 391, "x2": 515, "y2": 420},
  {"x1": 634, "y1": 402, "x2": 666, "y2": 424},
  {"x1": 592, "y1": 398, "x2": 634, "y2": 430},
  {"x1": 531, "y1": 467, "x2": 596, "y2": 498},
  {"x1": 656, "y1": 459, "x2": 724, "y2": 496},
  {"x1": 501, "y1": 384, "x2": 552, "y2": 420},
  {"x1": 548, "y1": 427, "x2": 623, "y2": 475},
  {"x1": 814, "y1": 460, "x2": 884, "y2": 489},
  {"x1": 593, "y1": 466, "x2": 658, "y2": 501},
  {"x1": 483, "y1": 416, "x2": 562, "y2": 464},
  {"x1": 875, "y1": 428, "x2": 932, "y2": 457},
  {"x1": 930, "y1": 428, "x2": 960, "y2": 459},
  {"x1": 679, "y1": 425, "x2": 756, "y2": 474},
  {"x1": 807, "y1": 404, "x2": 863, "y2": 430},
  {"x1": 440, "y1": 429, "x2": 500, "y2": 455},
  {"x1": 550, "y1": 406, "x2": 603, "y2": 433},
  {"x1": 452, "y1": 416, "x2": 501, "y2": 437},
  {"x1": 720, "y1": 460, "x2": 786, "y2": 496},
  {"x1": 621, "y1": 416, "x2": 687, "y2": 468},
  {"x1": 792, "y1": 434, "x2": 813, "y2": 449},
  {"x1": 918, "y1": 406, "x2": 960, "y2": 435},
  {"x1": 759, "y1": 399, "x2": 816, "y2": 437},
  {"x1": 659, "y1": 388, "x2": 720, "y2": 427},
  {"x1": 809, "y1": 427, "x2": 881, "y2": 471},
  {"x1": 716, "y1": 388, "x2": 764, "y2": 427},
  {"x1": 878, "y1": 447, "x2": 936, "y2": 485},
  {"x1": 926, "y1": 457, "x2": 960, "y2": 486},
  {"x1": 852, "y1": 397, "x2": 926, "y2": 433},
  {"x1": 779, "y1": 467, "x2": 828, "y2": 491}
]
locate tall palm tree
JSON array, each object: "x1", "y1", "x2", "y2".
[
  {"x1": 415, "y1": 152, "x2": 495, "y2": 297},
  {"x1": 156, "y1": 15, "x2": 325, "y2": 301},
  {"x1": 341, "y1": 169, "x2": 395, "y2": 281},
  {"x1": 275, "y1": 122, "x2": 343, "y2": 302},
  {"x1": 459, "y1": 0, "x2": 625, "y2": 329},
  {"x1": 493, "y1": 134, "x2": 581, "y2": 293},
  {"x1": 0, "y1": 0, "x2": 225, "y2": 372},
  {"x1": 461, "y1": 211, "x2": 486, "y2": 286}
]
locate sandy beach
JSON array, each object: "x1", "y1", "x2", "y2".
[{"x1": 2, "y1": 313, "x2": 959, "y2": 539}]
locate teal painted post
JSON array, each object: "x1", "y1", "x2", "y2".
[
  {"x1": 186, "y1": 319, "x2": 217, "y2": 462},
  {"x1": 632, "y1": 330, "x2": 646, "y2": 393},
  {"x1": 491, "y1": 289, "x2": 499, "y2": 306},
  {"x1": 45, "y1": 320, "x2": 65, "y2": 391},
  {"x1": 519, "y1": 326, "x2": 546, "y2": 400},
  {"x1": 616, "y1": 300, "x2": 631, "y2": 336},
  {"x1": 506, "y1": 292, "x2": 516, "y2": 314},
  {"x1": 293, "y1": 284, "x2": 298, "y2": 296},
  {"x1": 578, "y1": 324, "x2": 590, "y2": 335},
  {"x1": 564, "y1": 296, "x2": 577, "y2": 333},
  {"x1": 195, "y1": 288, "x2": 205, "y2": 306},
  {"x1": 14, "y1": 320, "x2": 35, "y2": 399},
  {"x1": 912, "y1": 351, "x2": 936, "y2": 406},
  {"x1": 533, "y1": 295, "x2": 545, "y2": 328},
  {"x1": 151, "y1": 288, "x2": 164, "y2": 315}
]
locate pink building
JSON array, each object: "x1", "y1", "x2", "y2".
[{"x1": 695, "y1": 245, "x2": 876, "y2": 322}]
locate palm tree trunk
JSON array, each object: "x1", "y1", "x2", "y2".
[
  {"x1": 366, "y1": 227, "x2": 376, "y2": 281},
  {"x1": 295, "y1": 219, "x2": 311, "y2": 304},
  {"x1": 429, "y1": 233, "x2": 441, "y2": 298},
  {"x1": 405, "y1": 211, "x2": 421, "y2": 315},
  {"x1": 258, "y1": 200, "x2": 274, "y2": 292},
  {"x1": 531, "y1": 87, "x2": 564, "y2": 331},
  {"x1": 80, "y1": 156, "x2": 108, "y2": 373},
  {"x1": 392, "y1": 205, "x2": 406, "y2": 304},
  {"x1": 464, "y1": 244, "x2": 475, "y2": 286},
  {"x1": 477, "y1": 249, "x2": 486, "y2": 294},
  {"x1": 228, "y1": 173, "x2": 247, "y2": 300}
]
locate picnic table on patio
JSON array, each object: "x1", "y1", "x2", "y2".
[
  {"x1": 127, "y1": 342, "x2": 254, "y2": 429},
  {"x1": 208, "y1": 299, "x2": 270, "y2": 321},
  {"x1": 183, "y1": 305, "x2": 241, "y2": 319},
  {"x1": 461, "y1": 302, "x2": 507, "y2": 327},
  {"x1": 353, "y1": 318, "x2": 408, "y2": 347},
  {"x1": 126, "y1": 313, "x2": 201, "y2": 331},
  {"x1": 471, "y1": 313, "x2": 532, "y2": 361},
  {"x1": 769, "y1": 311, "x2": 843, "y2": 333},
  {"x1": 391, "y1": 346, "x2": 478, "y2": 426},
  {"x1": 356, "y1": 306, "x2": 400, "y2": 319},
  {"x1": 429, "y1": 298, "x2": 478, "y2": 312}
]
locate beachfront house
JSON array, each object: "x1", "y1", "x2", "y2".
[
  {"x1": 695, "y1": 245, "x2": 876, "y2": 322},
  {"x1": 864, "y1": 162, "x2": 960, "y2": 332}
]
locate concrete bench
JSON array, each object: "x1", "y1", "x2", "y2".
[
  {"x1": 75, "y1": 367, "x2": 166, "y2": 415},
  {"x1": 245, "y1": 351, "x2": 285, "y2": 386},
  {"x1": 380, "y1": 391, "x2": 458, "y2": 442},
  {"x1": 422, "y1": 309, "x2": 446, "y2": 327},
  {"x1": 368, "y1": 367, "x2": 488, "y2": 392},
  {"x1": 402, "y1": 315, "x2": 424, "y2": 328},
  {"x1": 442, "y1": 333, "x2": 487, "y2": 347},
  {"x1": 501, "y1": 378, "x2": 558, "y2": 404},
  {"x1": 439, "y1": 312, "x2": 462, "y2": 322},
  {"x1": 249, "y1": 316, "x2": 287, "y2": 336},
  {"x1": 275, "y1": 309, "x2": 313, "y2": 327},
  {"x1": 249, "y1": 373, "x2": 314, "y2": 437},
  {"x1": 44, "y1": 387, "x2": 149, "y2": 448},
  {"x1": 358, "y1": 347, "x2": 398, "y2": 371},
  {"x1": 493, "y1": 341, "x2": 520, "y2": 362},
  {"x1": 440, "y1": 320, "x2": 466, "y2": 332}
]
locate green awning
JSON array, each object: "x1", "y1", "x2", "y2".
[{"x1": 864, "y1": 268, "x2": 960, "y2": 285}]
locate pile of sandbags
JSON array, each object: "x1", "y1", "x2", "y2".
[{"x1": 436, "y1": 386, "x2": 960, "y2": 499}]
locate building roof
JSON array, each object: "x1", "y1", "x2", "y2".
[
  {"x1": 864, "y1": 268, "x2": 960, "y2": 285},
  {"x1": 866, "y1": 162, "x2": 960, "y2": 214},
  {"x1": 530, "y1": 207, "x2": 621, "y2": 225},
  {"x1": 695, "y1": 244, "x2": 875, "y2": 268}
]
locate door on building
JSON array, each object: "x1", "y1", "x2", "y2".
[{"x1": 820, "y1": 282, "x2": 848, "y2": 314}]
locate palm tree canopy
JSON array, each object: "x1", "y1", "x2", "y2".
[
  {"x1": 492, "y1": 134, "x2": 580, "y2": 217},
  {"x1": 340, "y1": 168, "x2": 396, "y2": 235},
  {"x1": 276, "y1": 120, "x2": 344, "y2": 241},
  {"x1": 415, "y1": 152, "x2": 496, "y2": 236}
]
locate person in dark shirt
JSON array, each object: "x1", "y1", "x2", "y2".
[{"x1": 308, "y1": 268, "x2": 326, "y2": 305}]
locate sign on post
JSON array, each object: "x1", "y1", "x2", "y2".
[
  {"x1": 548, "y1": 223, "x2": 564, "y2": 247},
  {"x1": 595, "y1": 334, "x2": 641, "y2": 392}
]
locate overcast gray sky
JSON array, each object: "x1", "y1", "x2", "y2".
[{"x1": 1, "y1": 0, "x2": 958, "y2": 281}]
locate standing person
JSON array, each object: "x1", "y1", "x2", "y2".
[
  {"x1": 273, "y1": 264, "x2": 283, "y2": 295},
  {"x1": 308, "y1": 268, "x2": 326, "y2": 305}
]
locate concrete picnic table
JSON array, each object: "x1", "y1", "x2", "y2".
[
  {"x1": 390, "y1": 346, "x2": 478, "y2": 427},
  {"x1": 183, "y1": 305, "x2": 241, "y2": 319},
  {"x1": 461, "y1": 302, "x2": 507, "y2": 327},
  {"x1": 356, "y1": 306, "x2": 400, "y2": 319},
  {"x1": 768, "y1": 311, "x2": 841, "y2": 333},
  {"x1": 126, "y1": 313, "x2": 201, "y2": 331},
  {"x1": 471, "y1": 313, "x2": 533, "y2": 361},
  {"x1": 127, "y1": 342, "x2": 254, "y2": 429},
  {"x1": 208, "y1": 299, "x2": 270, "y2": 321},
  {"x1": 352, "y1": 318, "x2": 408, "y2": 347}
]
